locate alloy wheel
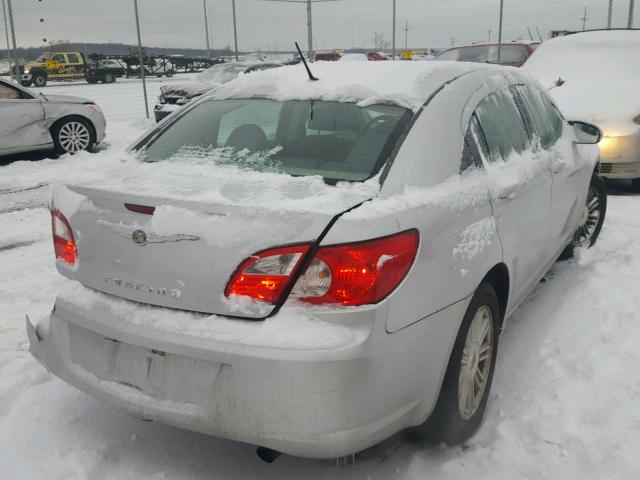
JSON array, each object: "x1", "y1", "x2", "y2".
[
  {"x1": 574, "y1": 185, "x2": 601, "y2": 247},
  {"x1": 58, "y1": 122, "x2": 91, "y2": 153},
  {"x1": 458, "y1": 305, "x2": 494, "y2": 420}
]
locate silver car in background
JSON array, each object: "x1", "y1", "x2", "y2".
[
  {"x1": 525, "y1": 29, "x2": 640, "y2": 187},
  {"x1": 0, "y1": 78, "x2": 106, "y2": 156},
  {"x1": 28, "y1": 62, "x2": 606, "y2": 459}
]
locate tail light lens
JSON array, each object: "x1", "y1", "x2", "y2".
[
  {"x1": 225, "y1": 244, "x2": 311, "y2": 303},
  {"x1": 293, "y1": 230, "x2": 419, "y2": 306},
  {"x1": 225, "y1": 230, "x2": 419, "y2": 307},
  {"x1": 51, "y1": 209, "x2": 78, "y2": 265}
]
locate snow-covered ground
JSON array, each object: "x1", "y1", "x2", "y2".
[{"x1": 1, "y1": 80, "x2": 640, "y2": 479}]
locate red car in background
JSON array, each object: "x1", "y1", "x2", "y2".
[
  {"x1": 367, "y1": 52, "x2": 389, "y2": 61},
  {"x1": 434, "y1": 41, "x2": 539, "y2": 67}
]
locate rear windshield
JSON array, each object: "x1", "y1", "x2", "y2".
[{"x1": 142, "y1": 99, "x2": 411, "y2": 182}]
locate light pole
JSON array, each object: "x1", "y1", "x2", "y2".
[
  {"x1": 607, "y1": 0, "x2": 613, "y2": 28},
  {"x1": 497, "y1": 0, "x2": 504, "y2": 63},
  {"x1": 1, "y1": 0, "x2": 12, "y2": 81},
  {"x1": 262, "y1": 0, "x2": 341, "y2": 62},
  {"x1": 392, "y1": 0, "x2": 396, "y2": 60},
  {"x1": 6, "y1": 0, "x2": 18, "y2": 83},
  {"x1": 133, "y1": 0, "x2": 149, "y2": 119},
  {"x1": 232, "y1": 0, "x2": 239, "y2": 60},
  {"x1": 629, "y1": 0, "x2": 636, "y2": 28},
  {"x1": 203, "y1": 0, "x2": 211, "y2": 57}
]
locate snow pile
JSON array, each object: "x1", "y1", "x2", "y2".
[
  {"x1": 347, "y1": 134, "x2": 582, "y2": 221},
  {"x1": 55, "y1": 280, "x2": 358, "y2": 351},
  {"x1": 52, "y1": 149, "x2": 382, "y2": 216},
  {"x1": 206, "y1": 61, "x2": 494, "y2": 112},
  {"x1": 524, "y1": 30, "x2": 640, "y2": 135}
]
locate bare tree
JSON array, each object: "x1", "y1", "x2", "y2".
[{"x1": 373, "y1": 32, "x2": 390, "y2": 51}]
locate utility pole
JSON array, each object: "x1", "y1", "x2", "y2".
[
  {"x1": 203, "y1": 0, "x2": 211, "y2": 57},
  {"x1": 497, "y1": 0, "x2": 504, "y2": 63},
  {"x1": 133, "y1": 0, "x2": 149, "y2": 119},
  {"x1": 392, "y1": 0, "x2": 396, "y2": 60},
  {"x1": 262, "y1": 1, "x2": 340, "y2": 62},
  {"x1": 232, "y1": 0, "x2": 239, "y2": 60},
  {"x1": 581, "y1": 6, "x2": 588, "y2": 31},
  {"x1": 306, "y1": 0, "x2": 313, "y2": 61},
  {"x1": 629, "y1": 0, "x2": 636, "y2": 28},
  {"x1": 1, "y1": 0, "x2": 12, "y2": 82},
  {"x1": 488, "y1": 28, "x2": 492, "y2": 41},
  {"x1": 607, "y1": 0, "x2": 613, "y2": 28},
  {"x1": 6, "y1": 0, "x2": 18, "y2": 84},
  {"x1": 404, "y1": 20, "x2": 409, "y2": 51}
]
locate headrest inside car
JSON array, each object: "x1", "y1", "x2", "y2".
[{"x1": 308, "y1": 104, "x2": 362, "y2": 133}]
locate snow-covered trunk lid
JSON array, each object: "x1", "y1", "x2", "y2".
[{"x1": 51, "y1": 184, "x2": 339, "y2": 319}]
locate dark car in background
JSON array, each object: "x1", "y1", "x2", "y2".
[
  {"x1": 314, "y1": 51, "x2": 342, "y2": 61},
  {"x1": 435, "y1": 41, "x2": 539, "y2": 67},
  {"x1": 154, "y1": 60, "x2": 296, "y2": 122}
]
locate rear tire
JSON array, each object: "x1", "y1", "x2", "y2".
[
  {"x1": 417, "y1": 282, "x2": 500, "y2": 445},
  {"x1": 103, "y1": 73, "x2": 115, "y2": 84},
  {"x1": 21, "y1": 80, "x2": 32, "y2": 87},
  {"x1": 51, "y1": 117, "x2": 95, "y2": 155},
  {"x1": 33, "y1": 74, "x2": 47, "y2": 88}
]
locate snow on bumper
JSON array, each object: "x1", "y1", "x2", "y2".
[{"x1": 26, "y1": 284, "x2": 468, "y2": 459}]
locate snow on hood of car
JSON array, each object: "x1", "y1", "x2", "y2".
[
  {"x1": 524, "y1": 30, "x2": 640, "y2": 136},
  {"x1": 203, "y1": 61, "x2": 495, "y2": 112},
  {"x1": 42, "y1": 93, "x2": 94, "y2": 104},
  {"x1": 159, "y1": 81, "x2": 216, "y2": 99}
]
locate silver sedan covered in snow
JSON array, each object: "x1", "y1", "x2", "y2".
[
  {"x1": 28, "y1": 61, "x2": 605, "y2": 459},
  {"x1": 0, "y1": 78, "x2": 106, "y2": 156}
]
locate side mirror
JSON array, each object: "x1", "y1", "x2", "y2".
[{"x1": 569, "y1": 121, "x2": 602, "y2": 145}]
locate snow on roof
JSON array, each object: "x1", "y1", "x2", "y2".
[
  {"x1": 203, "y1": 61, "x2": 496, "y2": 111},
  {"x1": 524, "y1": 30, "x2": 640, "y2": 135}
]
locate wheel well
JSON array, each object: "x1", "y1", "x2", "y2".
[
  {"x1": 482, "y1": 263, "x2": 509, "y2": 327},
  {"x1": 50, "y1": 115, "x2": 97, "y2": 144}
]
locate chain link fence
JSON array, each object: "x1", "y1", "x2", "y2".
[{"x1": 1, "y1": 0, "x2": 637, "y2": 124}]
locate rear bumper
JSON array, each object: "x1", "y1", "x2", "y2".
[{"x1": 27, "y1": 286, "x2": 468, "y2": 459}]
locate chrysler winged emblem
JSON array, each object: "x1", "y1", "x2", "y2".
[{"x1": 132, "y1": 230, "x2": 148, "y2": 245}]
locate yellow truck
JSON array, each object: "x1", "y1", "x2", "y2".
[{"x1": 20, "y1": 51, "x2": 123, "y2": 87}]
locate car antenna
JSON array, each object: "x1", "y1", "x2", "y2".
[{"x1": 295, "y1": 42, "x2": 319, "y2": 82}]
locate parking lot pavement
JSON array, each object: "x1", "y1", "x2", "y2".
[{"x1": 0, "y1": 82, "x2": 639, "y2": 479}]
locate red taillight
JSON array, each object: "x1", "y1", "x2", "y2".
[
  {"x1": 51, "y1": 209, "x2": 77, "y2": 265},
  {"x1": 225, "y1": 244, "x2": 311, "y2": 304},
  {"x1": 294, "y1": 230, "x2": 419, "y2": 306},
  {"x1": 225, "y1": 230, "x2": 419, "y2": 307}
]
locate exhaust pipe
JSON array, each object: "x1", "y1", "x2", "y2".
[{"x1": 256, "y1": 447, "x2": 282, "y2": 464}]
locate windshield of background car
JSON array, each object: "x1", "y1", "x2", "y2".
[
  {"x1": 437, "y1": 45, "x2": 528, "y2": 64},
  {"x1": 142, "y1": 99, "x2": 411, "y2": 182}
]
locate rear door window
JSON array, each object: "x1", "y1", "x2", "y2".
[
  {"x1": 475, "y1": 89, "x2": 530, "y2": 162},
  {"x1": 67, "y1": 53, "x2": 81, "y2": 64}
]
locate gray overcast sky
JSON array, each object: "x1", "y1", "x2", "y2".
[{"x1": 5, "y1": 0, "x2": 636, "y2": 51}]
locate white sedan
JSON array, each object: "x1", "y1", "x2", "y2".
[
  {"x1": 0, "y1": 78, "x2": 106, "y2": 156},
  {"x1": 30, "y1": 61, "x2": 605, "y2": 460}
]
